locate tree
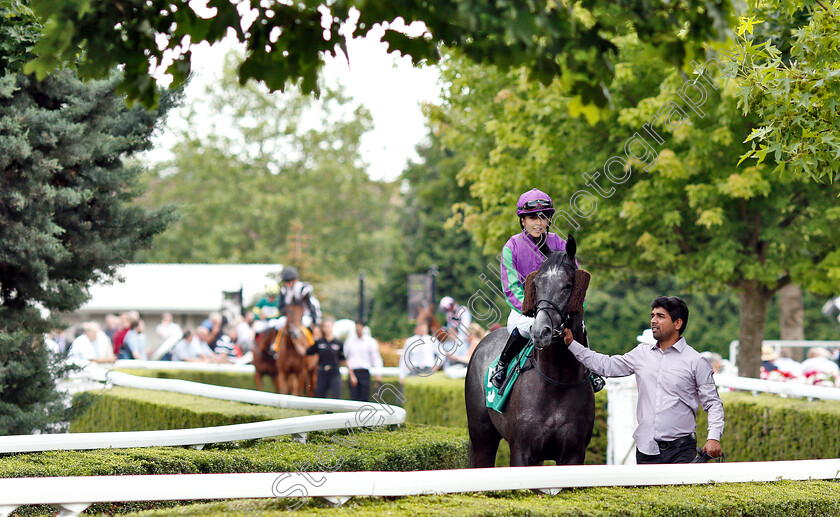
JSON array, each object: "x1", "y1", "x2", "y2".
[
  {"x1": 369, "y1": 133, "x2": 496, "y2": 340},
  {"x1": 734, "y1": 2, "x2": 840, "y2": 183},
  {"x1": 0, "y1": 2, "x2": 176, "y2": 433},
  {"x1": 25, "y1": 0, "x2": 734, "y2": 112},
  {"x1": 431, "y1": 35, "x2": 840, "y2": 377},
  {"x1": 136, "y1": 52, "x2": 398, "y2": 314}
]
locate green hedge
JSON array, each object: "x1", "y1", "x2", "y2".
[
  {"x1": 70, "y1": 387, "x2": 315, "y2": 433},
  {"x1": 118, "y1": 480, "x2": 840, "y2": 516},
  {"x1": 115, "y1": 370, "x2": 609, "y2": 465},
  {"x1": 696, "y1": 391, "x2": 840, "y2": 462},
  {"x1": 0, "y1": 425, "x2": 468, "y2": 478},
  {"x1": 1, "y1": 423, "x2": 468, "y2": 516}
]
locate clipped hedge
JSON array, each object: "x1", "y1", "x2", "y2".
[
  {"x1": 1, "y1": 425, "x2": 468, "y2": 516},
  {"x1": 114, "y1": 369, "x2": 609, "y2": 465},
  {"x1": 697, "y1": 391, "x2": 840, "y2": 462},
  {"x1": 0, "y1": 425, "x2": 468, "y2": 478},
  {"x1": 70, "y1": 387, "x2": 315, "y2": 433},
  {"x1": 118, "y1": 480, "x2": 840, "y2": 516}
]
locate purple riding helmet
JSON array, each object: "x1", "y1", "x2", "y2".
[{"x1": 516, "y1": 188, "x2": 555, "y2": 218}]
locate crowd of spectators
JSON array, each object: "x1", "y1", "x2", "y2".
[
  {"x1": 760, "y1": 345, "x2": 840, "y2": 387},
  {"x1": 56, "y1": 310, "x2": 257, "y2": 365}
]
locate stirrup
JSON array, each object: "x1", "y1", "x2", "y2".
[
  {"x1": 490, "y1": 361, "x2": 509, "y2": 389},
  {"x1": 589, "y1": 371, "x2": 606, "y2": 393}
]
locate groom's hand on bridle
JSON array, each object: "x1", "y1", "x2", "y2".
[{"x1": 562, "y1": 328, "x2": 574, "y2": 346}]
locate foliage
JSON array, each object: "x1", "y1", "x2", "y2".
[
  {"x1": 0, "y1": 0, "x2": 39, "y2": 75},
  {"x1": 110, "y1": 481, "x2": 840, "y2": 516},
  {"x1": 0, "y1": 424, "x2": 469, "y2": 476},
  {"x1": 431, "y1": 34, "x2": 840, "y2": 377},
  {"x1": 24, "y1": 0, "x2": 734, "y2": 112},
  {"x1": 136, "y1": 53, "x2": 397, "y2": 284},
  {"x1": 70, "y1": 387, "x2": 315, "y2": 433},
  {"x1": 733, "y1": 2, "x2": 840, "y2": 182},
  {"x1": 696, "y1": 391, "x2": 840, "y2": 461},
  {"x1": 369, "y1": 134, "x2": 496, "y2": 340},
  {"x1": 0, "y1": 9, "x2": 177, "y2": 434}
]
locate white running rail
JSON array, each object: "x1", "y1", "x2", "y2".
[
  {"x1": 1, "y1": 460, "x2": 839, "y2": 516},
  {"x1": 109, "y1": 360, "x2": 400, "y2": 378}
]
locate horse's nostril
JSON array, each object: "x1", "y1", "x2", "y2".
[{"x1": 539, "y1": 327, "x2": 552, "y2": 340}]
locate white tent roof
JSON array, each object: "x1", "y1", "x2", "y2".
[{"x1": 77, "y1": 264, "x2": 284, "y2": 314}]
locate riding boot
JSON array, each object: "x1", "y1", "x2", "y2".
[{"x1": 490, "y1": 328, "x2": 529, "y2": 389}]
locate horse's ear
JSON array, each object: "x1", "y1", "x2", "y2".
[
  {"x1": 566, "y1": 234, "x2": 576, "y2": 262},
  {"x1": 521, "y1": 271, "x2": 539, "y2": 317}
]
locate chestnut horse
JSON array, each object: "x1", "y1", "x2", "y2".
[
  {"x1": 253, "y1": 328, "x2": 280, "y2": 392},
  {"x1": 415, "y1": 304, "x2": 450, "y2": 346},
  {"x1": 276, "y1": 301, "x2": 318, "y2": 396}
]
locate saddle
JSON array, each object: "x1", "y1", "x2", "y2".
[
  {"x1": 272, "y1": 327, "x2": 314, "y2": 355},
  {"x1": 484, "y1": 342, "x2": 535, "y2": 413}
]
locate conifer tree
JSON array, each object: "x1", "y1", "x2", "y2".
[{"x1": 0, "y1": 2, "x2": 176, "y2": 434}]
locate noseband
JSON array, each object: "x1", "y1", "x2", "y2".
[{"x1": 533, "y1": 298, "x2": 570, "y2": 350}]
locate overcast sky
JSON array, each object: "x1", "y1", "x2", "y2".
[{"x1": 147, "y1": 20, "x2": 441, "y2": 183}]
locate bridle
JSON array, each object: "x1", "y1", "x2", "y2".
[
  {"x1": 532, "y1": 298, "x2": 571, "y2": 350},
  {"x1": 529, "y1": 271, "x2": 590, "y2": 389}
]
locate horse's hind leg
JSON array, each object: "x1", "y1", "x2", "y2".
[{"x1": 254, "y1": 372, "x2": 263, "y2": 391}]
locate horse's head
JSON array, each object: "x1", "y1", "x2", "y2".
[{"x1": 522, "y1": 235, "x2": 578, "y2": 350}]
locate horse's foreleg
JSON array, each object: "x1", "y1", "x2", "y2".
[
  {"x1": 254, "y1": 372, "x2": 263, "y2": 391},
  {"x1": 509, "y1": 443, "x2": 541, "y2": 467}
]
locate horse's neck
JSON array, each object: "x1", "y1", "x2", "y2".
[
  {"x1": 286, "y1": 303, "x2": 304, "y2": 328},
  {"x1": 536, "y1": 344, "x2": 583, "y2": 378}
]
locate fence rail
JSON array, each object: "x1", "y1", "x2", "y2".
[{"x1": 1, "y1": 460, "x2": 839, "y2": 516}]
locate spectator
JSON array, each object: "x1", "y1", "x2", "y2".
[
  {"x1": 448, "y1": 323, "x2": 488, "y2": 368},
  {"x1": 761, "y1": 345, "x2": 779, "y2": 374},
  {"x1": 213, "y1": 324, "x2": 241, "y2": 361},
  {"x1": 699, "y1": 351, "x2": 723, "y2": 374},
  {"x1": 200, "y1": 312, "x2": 225, "y2": 351},
  {"x1": 801, "y1": 347, "x2": 840, "y2": 383},
  {"x1": 399, "y1": 322, "x2": 440, "y2": 385},
  {"x1": 111, "y1": 312, "x2": 136, "y2": 356},
  {"x1": 68, "y1": 322, "x2": 114, "y2": 363},
  {"x1": 156, "y1": 312, "x2": 182, "y2": 341},
  {"x1": 235, "y1": 314, "x2": 256, "y2": 353},
  {"x1": 104, "y1": 314, "x2": 120, "y2": 342},
  {"x1": 774, "y1": 348, "x2": 803, "y2": 377},
  {"x1": 306, "y1": 318, "x2": 345, "y2": 399},
  {"x1": 344, "y1": 321, "x2": 384, "y2": 402},
  {"x1": 170, "y1": 329, "x2": 217, "y2": 362},
  {"x1": 120, "y1": 319, "x2": 148, "y2": 360},
  {"x1": 439, "y1": 296, "x2": 473, "y2": 362}
]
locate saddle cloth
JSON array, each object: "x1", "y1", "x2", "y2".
[
  {"x1": 272, "y1": 327, "x2": 314, "y2": 353},
  {"x1": 484, "y1": 342, "x2": 534, "y2": 413}
]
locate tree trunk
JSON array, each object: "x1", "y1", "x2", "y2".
[
  {"x1": 779, "y1": 283, "x2": 805, "y2": 361},
  {"x1": 738, "y1": 282, "x2": 772, "y2": 378}
]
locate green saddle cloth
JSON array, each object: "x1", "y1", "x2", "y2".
[{"x1": 484, "y1": 342, "x2": 535, "y2": 413}]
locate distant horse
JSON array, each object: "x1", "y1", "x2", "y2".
[
  {"x1": 276, "y1": 301, "x2": 318, "y2": 396},
  {"x1": 465, "y1": 236, "x2": 595, "y2": 466},
  {"x1": 252, "y1": 328, "x2": 280, "y2": 392},
  {"x1": 416, "y1": 303, "x2": 451, "y2": 348}
]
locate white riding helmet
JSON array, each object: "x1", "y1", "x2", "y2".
[{"x1": 439, "y1": 296, "x2": 455, "y2": 313}]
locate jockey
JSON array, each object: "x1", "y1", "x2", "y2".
[
  {"x1": 253, "y1": 280, "x2": 281, "y2": 321},
  {"x1": 278, "y1": 266, "x2": 321, "y2": 328},
  {"x1": 490, "y1": 188, "x2": 574, "y2": 389}
]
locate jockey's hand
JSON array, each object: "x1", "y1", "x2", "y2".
[{"x1": 563, "y1": 328, "x2": 574, "y2": 346}]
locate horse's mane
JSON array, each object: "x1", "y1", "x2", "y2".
[{"x1": 539, "y1": 249, "x2": 575, "y2": 273}]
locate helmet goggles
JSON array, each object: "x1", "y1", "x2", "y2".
[{"x1": 519, "y1": 199, "x2": 553, "y2": 212}]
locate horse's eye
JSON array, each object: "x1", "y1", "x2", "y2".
[{"x1": 564, "y1": 283, "x2": 572, "y2": 290}]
